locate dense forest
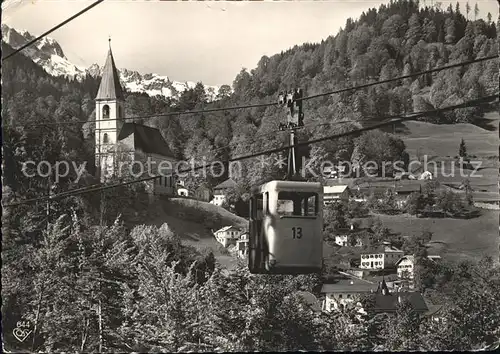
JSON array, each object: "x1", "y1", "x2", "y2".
[
  {"x1": 1, "y1": 0, "x2": 500, "y2": 351},
  {"x1": 2, "y1": 215, "x2": 500, "y2": 352}
]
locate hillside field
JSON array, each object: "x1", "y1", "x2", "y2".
[
  {"x1": 397, "y1": 111, "x2": 499, "y2": 159},
  {"x1": 372, "y1": 210, "x2": 499, "y2": 263},
  {"x1": 144, "y1": 197, "x2": 248, "y2": 270},
  {"x1": 395, "y1": 111, "x2": 499, "y2": 192}
]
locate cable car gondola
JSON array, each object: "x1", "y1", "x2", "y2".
[
  {"x1": 248, "y1": 180, "x2": 324, "y2": 275},
  {"x1": 248, "y1": 88, "x2": 323, "y2": 275}
]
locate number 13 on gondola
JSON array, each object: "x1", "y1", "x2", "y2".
[{"x1": 292, "y1": 227, "x2": 302, "y2": 239}]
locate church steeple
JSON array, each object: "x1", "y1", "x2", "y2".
[
  {"x1": 95, "y1": 39, "x2": 124, "y2": 101},
  {"x1": 377, "y1": 277, "x2": 390, "y2": 296},
  {"x1": 95, "y1": 39, "x2": 125, "y2": 181}
]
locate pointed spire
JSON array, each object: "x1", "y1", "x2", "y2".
[
  {"x1": 381, "y1": 276, "x2": 389, "y2": 295},
  {"x1": 96, "y1": 40, "x2": 124, "y2": 101},
  {"x1": 376, "y1": 277, "x2": 390, "y2": 296}
]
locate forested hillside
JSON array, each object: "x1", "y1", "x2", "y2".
[
  {"x1": 152, "y1": 0, "x2": 499, "y2": 192},
  {"x1": 3, "y1": 1, "x2": 498, "y2": 198}
]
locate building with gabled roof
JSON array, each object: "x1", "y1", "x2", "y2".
[
  {"x1": 194, "y1": 183, "x2": 213, "y2": 202},
  {"x1": 360, "y1": 244, "x2": 404, "y2": 270},
  {"x1": 213, "y1": 225, "x2": 243, "y2": 247},
  {"x1": 214, "y1": 178, "x2": 237, "y2": 190},
  {"x1": 322, "y1": 274, "x2": 429, "y2": 315},
  {"x1": 321, "y1": 272, "x2": 377, "y2": 312},
  {"x1": 323, "y1": 185, "x2": 351, "y2": 204},
  {"x1": 94, "y1": 40, "x2": 177, "y2": 196},
  {"x1": 117, "y1": 123, "x2": 176, "y2": 158},
  {"x1": 211, "y1": 178, "x2": 237, "y2": 206},
  {"x1": 371, "y1": 278, "x2": 429, "y2": 314},
  {"x1": 396, "y1": 254, "x2": 442, "y2": 286},
  {"x1": 236, "y1": 231, "x2": 249, "y2": 258}
]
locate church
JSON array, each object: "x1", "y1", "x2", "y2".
[{"x1": 94, "y1": 41, "x2": 177, "y2": 196}]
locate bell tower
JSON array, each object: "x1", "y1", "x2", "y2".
[{"x1": 95, "y1": 38, "x2": 125, "y2": 180}]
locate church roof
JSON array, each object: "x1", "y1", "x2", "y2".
[
  {"x1": 373, "y1": 291, "x2": 429, "y2": 313},
  {"x1": 372, "y1": 277, "x2": 428, "y2": 313},
  {"x1": 117, "y1": 123, "x2": 175, "y2": 158},
  {"x1": 96, "y1": 45, "x2": 124, "y2": 101},
  {"x1": 214, "y1": 178, "x2": 237, "y2": 190}
]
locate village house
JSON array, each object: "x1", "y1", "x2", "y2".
[
  {"x1": 394, "y1": 181, "x2": 423, "y2": 208},
  {"x1": 175, "y1": 180, "x2": 191, "y2": 197},
  {"x1": 323, "y1": 185, "x2": 351, "y2": 204},
  {"x1": 353, "y1": 185, "x2": 388, "y2": 202},
  {"x1": 396, "y1": 255, "x2": 415, "y2": 280},
  {"x1": 334, "y1": 225, "x2": 364, "y2": 247},
  {"x1": 194, "y1": 183, "x2": 213, "y2": 202},
  {"x1": 346, "y1": 179, "x2": 425, "y2": 207},
  {"x1": 236, "y1": 232, "x2": 249, "y2": 258},
  {"x1": 396, "y1": 254, "x2": 442, "y2": 281},
  {"x1": 335, "y1": 234, "x2": 364, "y2": 247},
  {"x1": 213, "y1": 225, "x2": 243, "y2": 248},
  {"x1": 368, "y1": 274, "x2": 411, "y2": 292},
  {"x1": 322, "y1": 275, "x2": 430, "y2": 315},
  {"x1": 322, "y1": 165, "x2": 346, "y2": 179},
  {"x1": 176, "y1": 185, "x2": 191, "y2": 197},
  {"x1": 321, "y1": 272, "x2": 377, "y2": 312},
  {"x1": 360, "y1": 244, "x2": 404, "y2": 270},
  {"x1": 210, "y1": 178, "x2": 237, "y2": 206},
  {"x1": 94, "y1": 43, "x2": 176, "y2": 196},
  {"x1": 343, "y1": 271, "x2": 409, "y2": 291}
]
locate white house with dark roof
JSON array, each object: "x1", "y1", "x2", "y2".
[
  {"x1": 394, "y1": 181, "x2": 423, "y2": 207},
  {"x1": 236, "y1": 232, "x2": 249, "y2": 258},
  {"x1": 211, "y1": 178, "x2": 237, "y2": 206},
  {"x1": 360, "y1": 244, "x2": 404, "y2": 270},
  {"x1": 321, "y1": 272, "x2": 377, "y2": 312},
  {"x1": 322, "y1": 275, "x2": 430, "y2": 315},
  {"x1": 396, "y1": 254, "x2": 442, "y2": 283},
  {"x1": 94, "y1": 41, "x2": 177, "y2": 195},
  {"x1": 323, "y1": 185, "x2": 351, "y2": 204},
  {"x1": 213, "y1": 225, "x2": 243, "y2": 247},
  {"x1": 334, "y1": 225, "x2": 364, "y2": 247}
]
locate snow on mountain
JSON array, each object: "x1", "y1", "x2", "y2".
[
  {"x1": 115, "y1": 68, "x2": 221, "y2": 101},
  {"x1": 1, "y1": 24, "x2": 222, "y2": 100},
  {"x1": 2, "y1": 24, "x2": 86, "y2": 78}
]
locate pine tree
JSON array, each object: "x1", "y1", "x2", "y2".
[
  {"x1": 474, "y1": 3, "x2": 479, "y2": 21},
  {"x1": 462, "y1": 178, "x2": 474, "y2": 205},
  {"x1": 459, "y1": 138, "x2": 467, "y2": 158},
  {"x1": 384, "y1": 298, "x2": 424, "y2": 350},
  {"x1": 445, "y1": 18, "x2": 456, "y2": 43}
]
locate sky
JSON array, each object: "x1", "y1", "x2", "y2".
[{"x1": 2, "y1": 0, "x2": 499, "y2": 86}]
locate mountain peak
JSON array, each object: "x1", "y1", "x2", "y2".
[{"x1": 2, "y1": 24, "x2": 66, "y2": 58}]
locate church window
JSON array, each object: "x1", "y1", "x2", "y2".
[
  {"x1": 118, "y1": 106, "x2": 122, "y2": 118},
  {"x1": 103, "y1": 133, "x2": 109, "y2": 144},
  {"x1": 103, "y1": 105, "x2": 110, "y2": 119}
]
